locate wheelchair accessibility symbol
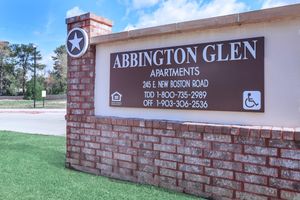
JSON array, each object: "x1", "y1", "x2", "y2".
[{"x1": 243, "y1": 91, "x2": 261, "y2": 110}]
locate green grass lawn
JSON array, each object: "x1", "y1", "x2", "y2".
[
  {"x1": 0, "y1": 99, "x2": 66, "y2": 109},
  {"x1": 0, "y1": 131, "x2": 200, "y2": 200}
]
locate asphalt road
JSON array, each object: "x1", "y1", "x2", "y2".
[{"x1": 0, "y1": 109, "x2": 66, "y2": 136}]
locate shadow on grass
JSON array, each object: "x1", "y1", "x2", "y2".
[{"x1": 0, "y1": 142, "x2": 65, "y2": 169}]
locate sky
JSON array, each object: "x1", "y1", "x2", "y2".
[{"x1": 0, "y1": 0, "x2": 299, "y2": 72}]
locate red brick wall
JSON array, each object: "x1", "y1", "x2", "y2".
[{"x1": 65, "y1": 13, "x2": 300, "y2": 200}]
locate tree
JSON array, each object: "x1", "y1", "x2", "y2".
[
  {"x1": 10, "y1": 44, "x2": 44, "y2": 95},
  {"x1": 0, "y1": 41, "x2": 14, "y2": 95},
  {"x1": 47, "y1": 45, "x2": 67, "y2": 94}
]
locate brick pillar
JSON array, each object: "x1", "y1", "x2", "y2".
[
  {"x1": 66, "y1": 13, "x2": 112, "y2": 116},
  {"x1": 65, "y1": 13, "x2": 112, "y2": 169}
]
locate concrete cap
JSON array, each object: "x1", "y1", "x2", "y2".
[
  {"x1": 91, "y1": 3, "x2": 300, "y2": 44},
  {"x1": 66, "y1": 12, "x2": 113, "y2": 27}
]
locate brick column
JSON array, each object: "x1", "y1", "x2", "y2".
[
  {"x1": 65, "y1": 13, "x2": 112, "y2": 170},
  {"x1": 66, "y1": 13, "x2": 112, "y2": 116}
]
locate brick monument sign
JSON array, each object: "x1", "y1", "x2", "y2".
[{"x1": 65, "y1": 5, "x2": 300, "y2": 200}]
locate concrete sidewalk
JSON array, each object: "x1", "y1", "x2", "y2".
[
  {"x1": 0, "y1": 108, "x2": 66, "y2": 113},
  {"x1": 0, "y1": 109, "x2": 66, "y2": 136}
]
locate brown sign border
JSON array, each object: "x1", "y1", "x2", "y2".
[{"x1": 109, "y1": 37, "x2": 264, "y2": 113}]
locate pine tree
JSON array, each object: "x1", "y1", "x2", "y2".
[
  {"x1": 50, "y1": 45, "x2": 67, "y2": 94},
  {"x1": 10, "y1": 44, "x2": 44, "y2": 95}
]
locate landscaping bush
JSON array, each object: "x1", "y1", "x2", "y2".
[{"x1": 24, "y1": 78, "x2": 44, "y2": 100}]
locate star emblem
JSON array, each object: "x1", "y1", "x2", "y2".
[
  {"x1": 66, "y1": 28, "x2": 89, "y2": 58},
  {"x1": 68, "y1": 32, "x2": 83, "y2": 52}
]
